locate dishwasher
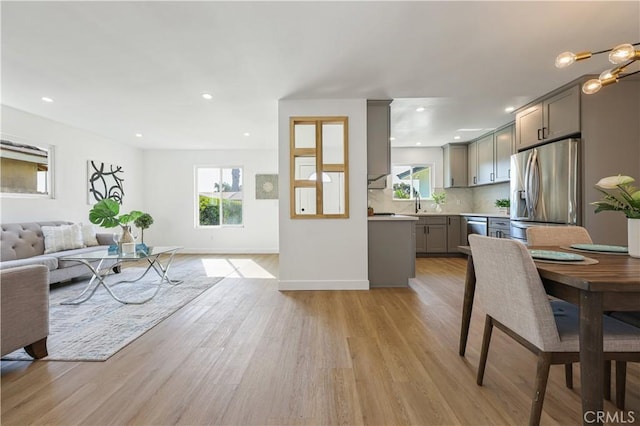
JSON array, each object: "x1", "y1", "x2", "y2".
[{"x1": 464, "y1": 216, "x2": 488, "y2": 244}]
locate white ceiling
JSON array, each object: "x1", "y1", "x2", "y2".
[{"x1": 2, "y1": 1, "x2": 639, "y2": 150}]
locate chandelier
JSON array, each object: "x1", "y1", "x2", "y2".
[{"x1": 555, "y1": 42, "x2": 640, "y2": 94}]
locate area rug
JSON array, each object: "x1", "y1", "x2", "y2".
[{"x1": 2, "y1": 268, "x2": 223, "y2": 362}]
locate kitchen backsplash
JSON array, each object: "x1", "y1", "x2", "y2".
[{"x1": 368, "y1": 182, "x2": 509, "y2": 215}]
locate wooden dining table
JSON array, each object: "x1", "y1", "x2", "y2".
[{"x1": 457, "y1": 245, "x2": 640, "y2": 426}]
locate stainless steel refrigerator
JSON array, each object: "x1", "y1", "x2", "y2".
[{"x1": 510, "y1": 139, "x2": 580, "y2": 243}]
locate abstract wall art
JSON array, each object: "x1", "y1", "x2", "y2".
[
  {"x1": 87, "y1": 160, "x2": 124, "y2": 204},
  {"x1": 255, "y1": 174, "x2": 278, "y2": 199}
]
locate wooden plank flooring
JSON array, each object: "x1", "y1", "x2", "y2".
[{"x1": 1, "y1": 255, "x2": 638, "y2": 425}]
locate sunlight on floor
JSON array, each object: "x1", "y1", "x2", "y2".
[{"x1": 200, "y1": 258, "x2": 275, "y2": 279}]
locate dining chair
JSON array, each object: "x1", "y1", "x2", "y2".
[
  {"x1": 525, "y1": 225, "x2": 593, "y2": 246},
  {"x1": 468, "y1": 235, "x2": 640, "y2": 426}
]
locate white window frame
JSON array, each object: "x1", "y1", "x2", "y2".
[
  {"x1": 390, "y1": 163, "x2": 434, "y2": 201},
  {"x1": 194, "y1": 165, "x2": 244, "y2": 228}
]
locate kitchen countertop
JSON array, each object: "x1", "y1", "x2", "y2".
[
  {"x1": 368, "y1": 214, "x2": 419, "y2": 221},
  {"x1": 459, "y1": 212, "x2": 510, "y2": 218}
]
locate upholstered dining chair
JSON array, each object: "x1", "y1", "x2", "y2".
[
  {"x1": 468, "y1": 235, "x2": 640, "y2": 426},
  {"x1": 525, "y1": 225, "x2": 593, "y2": 246}
]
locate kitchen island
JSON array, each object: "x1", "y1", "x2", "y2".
[{"x1": 368, "y1": 214, "x2": 418, "y2": 287}]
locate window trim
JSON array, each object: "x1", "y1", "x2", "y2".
[
  {"x1": 194, "y1": 165, "x2": 244, "y2": 228},
  {"x1": 390, "y1": 162, "x2": 434, "y2": 201}
]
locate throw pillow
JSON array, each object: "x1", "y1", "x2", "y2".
[
  {"x1": 42, "y1": 223, "x2": 85, "y2": 254},
  {"x1": 81, "y1": 223, "x2": 99, "y2": 247}
]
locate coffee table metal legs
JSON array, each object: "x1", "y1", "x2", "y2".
[{"x1": 61, "y1": 251, "x2": 182, "y2": 305}]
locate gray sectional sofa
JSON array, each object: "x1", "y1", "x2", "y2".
[{"x1": 0, "y1": 221, "x2": 113, "y2": 284}]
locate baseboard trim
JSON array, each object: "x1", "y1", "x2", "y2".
[
  {"x1": 278, "y1": 280, "x2": 369, "y2": 291},
  {"x1": 180, "y1": 248, "x2": 279, "y2": 254}
]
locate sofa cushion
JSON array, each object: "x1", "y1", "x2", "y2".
[
  {"x1": 42, "y1": 223, "x2": 84, "y2": 254},
  {"x1": 0, "y1": 256, "x2": 58, "y2": 271},
  {"x1": 81, "y1": 223, "x2": 99, "y2": 247},
  {"x1": 1, "y1": 221, "x2": 71, "y2": 261}
]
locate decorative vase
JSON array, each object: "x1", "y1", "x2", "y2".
[
  {"x1": 435, "y1": 204, "x2": 442, "y2": 213},
  {"x1": 629, "y1": 218, "x2": 640, "y2": 258},
  {"x1": 120, "y1": 225, "x2": 135, "y2": 243}
]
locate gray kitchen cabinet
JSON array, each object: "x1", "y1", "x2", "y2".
[
  {"x1": 367, "y1": 99, "x2": 392, "y2": 181},
  {"x1": 443, "y1": 143, "x2": 468, "y2": 188},
  {"x1": 494, "y1": 123, "x2": 514, "y2": 182},
  {"x1": 467, "y1": 141, "x2": 478, "y2": 186},
  {"x1": 368, "y1": 217, "x2": 416, "y2": 287},
  {"x1": 488, "y1": 217, "x2": 510, "y2": 239},
  {"x1": 515, "y1": 85, "x2": 580, "y2": 150},
  {"x1": 416, "y1": 216, "x2": 448, "y2": 254},
  {"x1": 446, "y1": 215, "x2": 462, "y2": 252},
  {"x1": 476, "y1": 133, "x2": 495, "y2": 185}
]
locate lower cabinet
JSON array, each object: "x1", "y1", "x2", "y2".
[
  {"x1": 416, "y1": 216, "x2": 448, "y2": 254},
  {"x1": 447, "y1": 216, "x2": 461, "y2": 252},
  {"x1": 488, "y1": 217, "x2": 511, "y2": 239}
]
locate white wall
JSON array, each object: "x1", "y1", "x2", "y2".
[
  {"x1": 142, "y1": 149, "x2": 278, "y2": 253},
  {"x1": 278, "y1": 99, "x2": 368, "y2": 290},
  {"x1": 0, "y1": 105, "x2": 144, "y2": 224}
]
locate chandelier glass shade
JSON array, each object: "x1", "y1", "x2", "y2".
[{"x1": 555, "y1": 42, "x2": 640, "y2": 94}]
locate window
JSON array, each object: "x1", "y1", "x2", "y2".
[
  {"x1": 391, "y1": 164, "x2": 433, "y2": 200},
  {"x1": 290, "y1": 116, "x2": 349, "y2": 218},
  {"x1": 196, "y1": 167, "x2": 243, "y2": 226},
  {"x1": 1, "y1": 138, "x2": 54, "y2": 197}
]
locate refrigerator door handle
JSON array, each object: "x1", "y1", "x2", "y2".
[
  {"x1": 523, "y1": 151, "x2": 534, "y2": 218},
  {"x1": 530, "y1": 149, "x2": 540, "y2": 217}
]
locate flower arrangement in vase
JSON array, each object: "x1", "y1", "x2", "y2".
[{"x1": 432, "y1": 192, "x2": 446, "y2": 212}]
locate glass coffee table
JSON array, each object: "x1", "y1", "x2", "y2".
[{"x1": 59, "y1": 246, "x2": 183, "y2": 305}]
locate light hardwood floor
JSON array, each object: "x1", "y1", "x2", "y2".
[{"x1": 2, "y1": 255, "x2": 638, "y2": 425}]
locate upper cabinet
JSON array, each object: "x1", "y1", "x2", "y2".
[
  {"x1": 367, "y1": 99, "x2": 392, "y2": 181},
  {"x1": 515, "y1": 85, "x2": 580, "y2": 150},
  {"x1": 467, "y1": 122, "x2": 514, "y2": 186},
  {"x1": 443, "y1": 143, "x2": 467, "y2": 188}
]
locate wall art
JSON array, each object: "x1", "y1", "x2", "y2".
[
  {"x1": 255, "y1": 174, "x2": 278, "y2": 199},
  {"x1": 87, "y1": 160, "x2": 124, "y2": 204}
]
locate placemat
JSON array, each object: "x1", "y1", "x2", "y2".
[
  {"x1": 561, "y1": 246, "x2": 628, "y2": 256},
  {"x1": 534, "y1": 256, "x2": 599, "y2": 265}
]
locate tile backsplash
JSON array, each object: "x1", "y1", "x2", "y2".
[{"x1": 368, "y1": 182, "x2": 509, "y2": 215}]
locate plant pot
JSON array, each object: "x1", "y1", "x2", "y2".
[{"x1": 629, "y1": 218, "x2": 640, "y2": 258}]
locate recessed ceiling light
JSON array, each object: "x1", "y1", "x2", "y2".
[
  {"x1": 389, "y1": 137, "x2": 395, "y2": 141},
  {"x1": 202, "y1": 93, "x2": 213, "y2": 100},
  {"x1": 415, "y1": 107, "x2": 425, "y2": 112},
  {"x1": 454, "y1": 135, "x2": 461, "y2": 140},
  {"x1": 135, "y1": 133, "x2": 143, "y2": 138},
  {"x1": 243, "y1": 132, "x2": 250, "y2": 137},
  {"x1": 416, "y1": 142, "x2": 422, "y2": 146},
  {"x1": 505, "y1": 106, "x2": 515, "y2": 113},
  {"x1": 41, "y1": 96, "x2": 54, "y2": 103},
  {"x1": 457, "y1": 128, "x2": 482, "y2": 132}
]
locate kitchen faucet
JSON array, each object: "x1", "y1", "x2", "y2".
[{"x1": 414, "y1": 190, "x2": 421, "y2": 213}]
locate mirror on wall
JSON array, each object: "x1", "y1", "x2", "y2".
[
  {"x1": 0, "y1": 138, "x2": 54, "y2": 197},
  {"x1": 290, "y1": 117, "x2": 348, "y2": 218}
]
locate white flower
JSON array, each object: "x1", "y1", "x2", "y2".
[{"x1": 595, "y1": 175, "x2": 635, "y2": 189}]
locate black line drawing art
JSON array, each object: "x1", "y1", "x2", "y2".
[{"x1": 87, "y1": 160, "x2": 124, "y2": 204}]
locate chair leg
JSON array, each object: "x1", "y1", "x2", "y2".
[
  {"x1": 564, "y1": 363, "x2": 573, "y2": 389},
  {"x1": 530, "y1": 352, "x2": 552, "y2": 426},
  {"x1": 615, "y1": 361, "x2": 627, "y2": 410},
  {"x1": 476, "y1": 315, "x2": 493, "y2": 386},
  {"x1": 604, "y1": 360, "x2": 611, "y2": 400}
]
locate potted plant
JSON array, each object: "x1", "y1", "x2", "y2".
[
  {"x1": 432, "y1": 192, "x2": 446, "y2": 212},
  {"x1": 495, "y1": 198, "x2": 510, "y2": 215},
  {"x1": 134, "y1": 213, "x2": 154, "y2": 244},
  {"x1": 89, "y1": 198, "x2": 145, "y2": 244}
]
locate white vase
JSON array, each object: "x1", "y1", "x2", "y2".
[
  {"x1": 435, "y1": 204, "x2": 442, "y2": 213},
  {"x1": 629, "y1": 218, "x2": 640, "y2": 258}
]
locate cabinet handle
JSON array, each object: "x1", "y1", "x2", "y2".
[
  {"x1": 448, "y1": 217, "x2": 451, "y2": 225},
  {"x1": 542, "y1": 127, "x2": 548, "y2": 139},
  {"x1": 451, "y1": 178, "x2": 454, "y2": 186},
  {"x1": 537, "y1": 128, "x2": 542, "y2": 140},
  {"x1": 473, "y1": 176, "x2": 477, "y2": 184},
  {"x1": 508, "y1": 169, "x2": 510, "y2": 178},
  {"x1": 490, "y1": 172, "x2": 494, "y2": 181},
  {"x1": 427, "y1": 226, "x2": 430, "y2": 234}
]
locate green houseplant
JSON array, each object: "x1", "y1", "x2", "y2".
[
  {"x1": 133, "y1": 213, "x2": 154, "y2": 244},
  {"x1": 89, "y1": 198, "x2": 145, "y2": 243},
  {"x1": 432, "y1": 191, "x2": 446, "y2": 212},
  {"x1": 495, "y1": 198, "x2": 510, "y2": 214}
]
